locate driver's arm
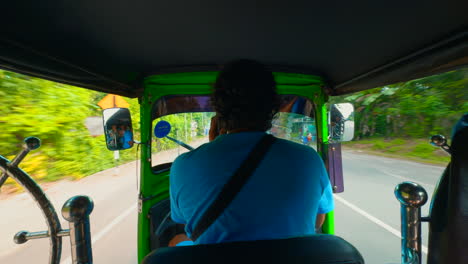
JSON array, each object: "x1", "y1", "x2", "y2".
[
  {"x1": 316, "y1": 164, "x2": 335, "y2": 233},
  {"x1": 316, "y1": 213, "x2": 326, "y2": 229}
]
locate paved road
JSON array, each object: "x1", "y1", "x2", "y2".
[
  {"x1": 0, "y1": 161, "x2": 139, "y2": 264},
  {"x1": 335, "y1": 149, "x2": 445, "y2": 264},
  {"x1": 0, "y1": 147, "x2": 446, "y2": 263}
]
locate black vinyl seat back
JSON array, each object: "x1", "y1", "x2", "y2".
[
  {"x1": 142, "y1": 235, "x2": 364, "y2": 264},
  {"x1": 428, "y1": 114, "x2": 468, "y2": 264}
]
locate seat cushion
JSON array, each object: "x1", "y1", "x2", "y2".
[{"x1": 143, "y1": 235, "x2": 364, "y2": 264}]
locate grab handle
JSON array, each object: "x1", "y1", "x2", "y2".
[
  {"x1": 62, "y1": 196, "x2": 94, "y2": 264},
  {"x1": 395, "y1": 182, "x2": 428, "y2": 264}
]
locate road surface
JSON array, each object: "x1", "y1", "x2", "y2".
[
  {"x1": 335, "y1": 149, "x2": 443, "y2": 264},
  {"x1": 0, "y1": 147, "x2": 446, "y2": 263}
]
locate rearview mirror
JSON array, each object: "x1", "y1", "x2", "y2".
[
  {"x1": 329, "y1": 103, "x2": 354, "y2": 143},
  {"x1": 102, "y1": 108, "x2": 134, "y2": 150}
]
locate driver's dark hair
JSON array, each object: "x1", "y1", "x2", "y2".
[{"x1": 211, "y1": 59, "x2": 280, "y2": 131}]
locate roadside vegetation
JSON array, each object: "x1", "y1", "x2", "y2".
[
  {"x1": 0, "y1": 70, "x2": 141, "y2": 192},
  {"x1": 342, "y1": 138, "x2": 451, "y2": 165},
  {"x1": 331, "y1": 68, "x2": 467, "y2": 165},
  {"x1": 0, "y1": 67, "x2": 466, "y2": 191}
]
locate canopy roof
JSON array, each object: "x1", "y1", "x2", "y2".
[{"x1": 1, "y1": 1, "x2": 467, "y2": 97}]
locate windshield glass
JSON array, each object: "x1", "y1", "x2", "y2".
[
  {"x1": 270, "y1": 112, "x2": 317, "y2": 150},
  {"x1": 151, "y1": 95, "x2": 317, "y2": 169},
  {"x1": 151, "y1": 112, "x2": 213, "y2": 168}
]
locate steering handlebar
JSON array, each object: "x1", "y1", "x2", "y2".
[{"x1": 0, "y1": 137, "x2": 94, "y2": 264}]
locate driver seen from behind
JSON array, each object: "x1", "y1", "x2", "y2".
[{"x1": 169, "y1": 59, "x2": 334, "y2": 245}]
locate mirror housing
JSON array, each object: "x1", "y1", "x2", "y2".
[
  {"x1": 329, "y1": 103, "x2": 354, "y2": 143},
  {"x1": 102, "y1": 108, "x2": 134, "y2": 151}
]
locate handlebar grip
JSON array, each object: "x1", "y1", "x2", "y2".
[
  {"x1": 395, "y1": 182, "x2": 428, "y2": 264},
  {"x1": 62, "y1": 196, "x2": 94, "y2": 264}
]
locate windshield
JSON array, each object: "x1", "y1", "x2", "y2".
[
  {"x1": 151, "y1": 95, "x2": 317, "y2": 169},
  {"x1": 270, "y1": 112, "x2": 317, "y2": 150},
  {"x1": 151, "y1": 112, "x2": 213, "y2": 168}
]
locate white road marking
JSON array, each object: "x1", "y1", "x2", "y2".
[
  {"x1": 61, "y1": 204, "x2": 137, "y2": 264},
  {"x1": 334, "y1": 194, "x2": 428, "y2": 254},
  {"x1": 382, "y1": 170, "x2": 435, "y2": 188}
]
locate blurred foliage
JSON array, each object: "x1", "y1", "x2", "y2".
[
  {"x1": 0, "y1": 70, "x2": 140, "y2": 186},
  {"x1": 330, "y1": 68, "x2": 468, "y2": 140}
]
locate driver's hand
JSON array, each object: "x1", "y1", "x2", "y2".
[
  {"x1": 209, "y1": 115, "x2": 226, "y2": 141},
  {"x1": 168, "y1": 233, "x2": 191, "y2": 247}
]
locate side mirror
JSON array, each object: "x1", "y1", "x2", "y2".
[
  {"x1": 102, "y1": 108, "x2": 134, "y2": 151},
  {"x1": 329, "y1": 103, "x2": 354, "y2": 143}
]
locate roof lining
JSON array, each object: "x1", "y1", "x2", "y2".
[
  {"x1": 0, "y1": 37, "x2": 135, "y2": 95},
  {"x1": 334, "y1": 29, "x2": 468, "y2": 90}
]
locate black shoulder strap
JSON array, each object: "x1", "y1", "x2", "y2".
[{"x1": 191, "y1": 134, "x2": 277, "y2": 241}]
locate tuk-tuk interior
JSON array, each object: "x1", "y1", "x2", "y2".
[{"x1": 1, "y1": 1, "x2": 467, "y2": 263}]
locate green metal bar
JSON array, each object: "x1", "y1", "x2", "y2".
[
  {"x1": 322, "y1": 210, "x2": 335, "y2": 234},
  {"x1": 137, "y1": 92, "x2": 152, "y2": 261},
  {"x1": 315, "y1": 89, "x2": 335, "y2": 234},
  {"x1": 144, "y1": 71, "x2": 324, "y2": 86}
]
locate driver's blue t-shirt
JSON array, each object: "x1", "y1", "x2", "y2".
[{"x1": 170, "y1": 132, "x2": 334, "y2": 245}]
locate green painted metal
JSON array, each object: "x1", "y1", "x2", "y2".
[
  {"x1": 315, "y1": 88, "x2": 335, "y2": 234},
  {"x1": 137, "y1": 71, "x2": 332, "y2": 262},
  {"x1": 137, "y1": 91, "x2": 153, "y2": 261},
  {"x1": 322, "y1": 210, "x2": 335, "y2": 234}
]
